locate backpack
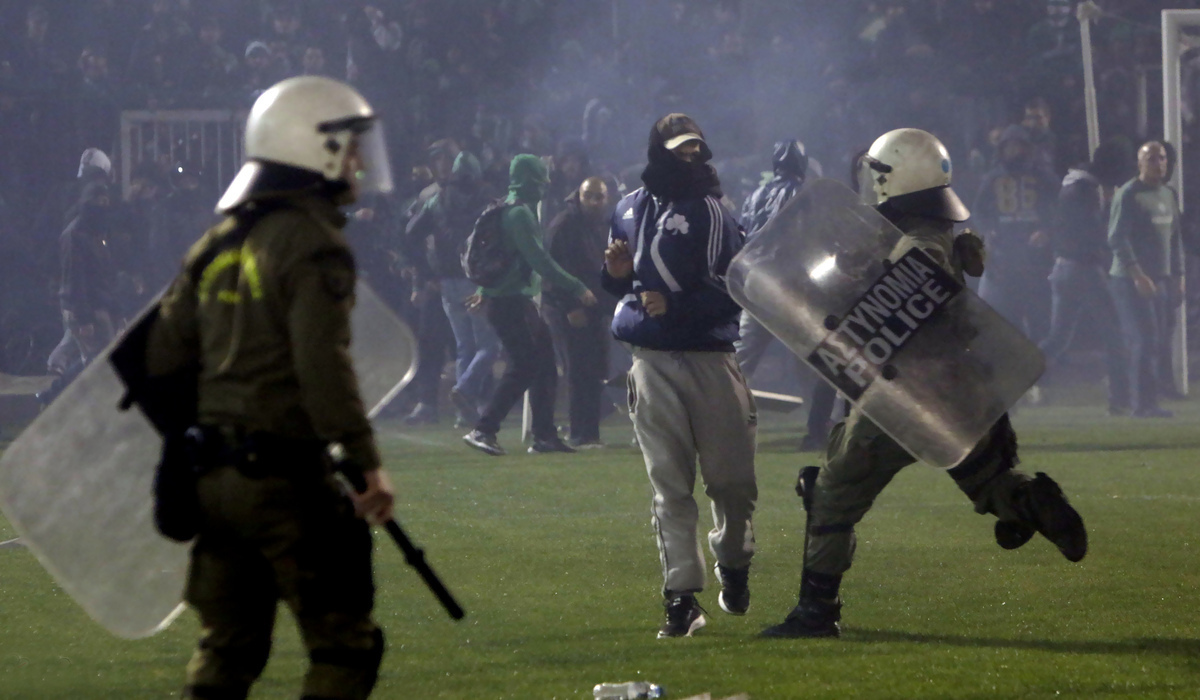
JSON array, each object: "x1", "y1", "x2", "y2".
[{"x1": 461, "y1": 200, "x2": 516, "y2": 287}]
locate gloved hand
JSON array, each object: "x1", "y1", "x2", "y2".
[{"x1": 954, "y1": 229, "x2": 986, "y2": 278}]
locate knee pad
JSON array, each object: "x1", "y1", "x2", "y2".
[{"x1": 308, "y1": 627, "x2": 385, "y2": 698}]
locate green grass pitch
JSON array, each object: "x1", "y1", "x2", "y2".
[{"x1": 3, "y1": 401, "x2": 1200, "y2": 699}]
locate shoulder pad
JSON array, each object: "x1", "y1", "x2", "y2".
[{"x1": 310, "y1": 248, "x2": 357, "y2": 301}]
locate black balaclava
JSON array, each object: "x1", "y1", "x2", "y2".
[
  {"x1": 78, "y1": 181, "x2": 112, "y2": 231},
  {"x1": 772, "y1": 139, "x2": 809, "y2": 181},
  {"x1": 640, "y1": 113, "x2": 723, "y2": 201}
]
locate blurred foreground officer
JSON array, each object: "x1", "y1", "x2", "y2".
[
  {"x1": 602, "y1": 114, "x2": 757, "y2": 638},
  {"x1": 145, "y1": 76, "x2": 396, "y2": 699},
  {"x1": 761, "y1": 129, "x2": 1087, "y2": 639},
  {"x1": 1107, "y1": 141, "x2": 1184, "y2": 418}
]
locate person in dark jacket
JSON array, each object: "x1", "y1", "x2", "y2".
[
  {"x1": 739, "y1": 139, "x2": 808, "y2": 236},
  {"x1": 1038, "y1": 139, "x2": 1132, "y2": 413},
  {"x1": 544, "y1": 176, "x2": 615, "y2": 447},
  {"x1": 462, "y1": 155, "x2": 596, "y2": 456},
  {"x1": 602, "y1": 114, "x2": 757, "y2": 639},
  {"x1": 973, "y1": 124, "x2": 1060, "y2": 343},
  {"x1": 44, "y1": 180, "x2": 117, "y2": 397},
  {"x1": 404, "y1": 150, "x2": 496, "y2": 426},
  {"x1": 735, "y1": 139, "x2": 835, "y2": 449},
  {"x1": 541, "y1": 138, "x2": 592, "y2": 226}
]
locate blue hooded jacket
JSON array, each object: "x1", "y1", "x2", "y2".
[
  {"x1": 740, "y1": 140, "x2": 808, "y2": 236},
  {"x1": 601, "y1": 187, "x2": 744, "y2": 351}
]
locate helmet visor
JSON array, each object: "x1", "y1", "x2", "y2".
[
  {"x1": 352, "y1": 120, "x2": 394, "y2": 195},
  {"x1": 856, "y1": 155, "x2": 879, "y2": 206}
]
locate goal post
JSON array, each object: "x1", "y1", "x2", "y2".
[{"x1": 1162, "y1": 10, "x2": 1199, "y2": 395}]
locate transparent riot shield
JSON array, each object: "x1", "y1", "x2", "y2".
[
  {"x1": 726, "y1": 178, "x2": 1043, "y2": 469},
  {"x1": 0, "y1": 281, "x2": 416, "y2": 638}
]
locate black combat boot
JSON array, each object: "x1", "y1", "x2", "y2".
[
  {"x1": 760, "y1": 569, "x2": 842, "y2": 638},
  {"x1": 1001, "y1": 472, "x2": 1087, "y2": 562},
  {"x1": 760, "y1": 597, "x2": 841, "y2": 638}
]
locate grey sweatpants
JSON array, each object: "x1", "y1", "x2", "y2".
[{"x1": 628, "y1": 348, "x2": 758, "y2": 595}]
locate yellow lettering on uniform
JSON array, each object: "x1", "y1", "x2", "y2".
[
  {"x1": 197, "y1": 244, "x2": 264, "y2": 303},
  {"x1": 240, "y1": 248, "x2": 264, "y2": 300},
  {"x1": 198, "y1": 250, "x2": 241, "y2": 303}
]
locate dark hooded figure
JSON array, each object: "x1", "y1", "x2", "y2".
[
  {"x1": 734, "y1": 139, "x2": 834, "y2": 450},
  {"x1": 601, "y1": 114, "x2": 757, "y2": 639},
  {"x1": 972, "y1": 124, "x2": 1059, "y2": 343},
  {"x1": 1038, "y1": 138, "x2": 1133, "y2": 413},
  {"x1": 541, "y1": 138, "x2": 593, "y2": 226},
  {"x1": 739, "y1": 139, "x2": 808, "y2": 236},
  {"x1": 43, "y1": 180, "x2": 118, "y2": 399}
]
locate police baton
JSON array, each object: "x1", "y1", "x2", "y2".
[{"x1": 339, "y1": 466, "x2": 465, "y2": 621}]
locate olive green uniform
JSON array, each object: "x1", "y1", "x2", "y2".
[
  {"x1": 806, "y1": 217, "x2": 1034, "y2": 577},
  {"x1": 147, "y1": 195, "x2": 385, "y2": 700}
]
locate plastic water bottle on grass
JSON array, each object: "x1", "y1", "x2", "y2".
[{"x1": 593, "y1": 681, "x2": 665, "y2": 699}]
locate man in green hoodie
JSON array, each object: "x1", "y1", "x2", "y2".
[{"x1": 463, "y1": 155, "x2": 596, "y2": 456}]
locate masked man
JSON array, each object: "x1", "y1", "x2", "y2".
[
  {"x1": 736, "y1": 139, "x2": 837, "y2": 449},
  {"x1": 602, "y1": 114, "x2": 757, "y2": 638},
  {"x1": 762, "y1": 129, "x2": 1087, "y2": 639}
]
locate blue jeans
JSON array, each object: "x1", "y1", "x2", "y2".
[
  {"x1": 441, "y1": 277, "x2": 500, "y2": 406},
  {"x1": 1037, "y1": 260, "x2": 1129, "y2": 409},
  {"x1": 1109, "y1": 276, "x2": 1175, "y2": 412}
]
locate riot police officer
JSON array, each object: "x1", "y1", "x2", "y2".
[
  {"x1": 761, "y1": 129, "x2": 1088, "y2": 639},
  {"x1": 144, "y1": 76, "x2": 396, "y2": 699}
]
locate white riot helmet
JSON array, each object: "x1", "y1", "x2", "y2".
[
  {"x1": 858, "y1": 128, "x2": 970, "y2": 222},
  {"x1": 217, "y1": 76, "x2": 394, "y2": 212}
]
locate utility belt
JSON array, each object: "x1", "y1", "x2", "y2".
[{"x1": 185, "y1": 425, "x2": 329, "y2": 480}]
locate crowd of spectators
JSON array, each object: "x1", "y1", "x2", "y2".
[{"x1": 0, "y1": 0, "x2": 1195, "y2": 396}]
